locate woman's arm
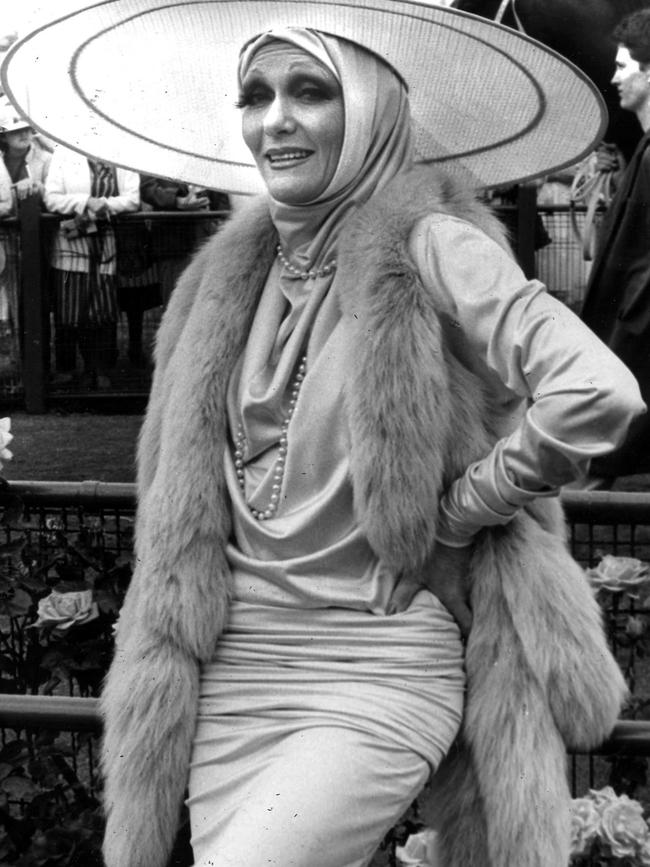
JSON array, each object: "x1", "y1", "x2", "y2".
[
  {"x1": 104, "y1": 168, "x2": 140, "y2": 214},
  {"x1": 43, "y1": 150, "x2": 89, "y2": 215},
  {"x1": 411, "y1": 213, "x2": 645, "y2": 547}
]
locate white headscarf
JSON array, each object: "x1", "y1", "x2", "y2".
[
  {"x1": 238, "y1": 27, "x2": 414, "y2": 272},
  {"x1": 233, "y1": 29, "x2": 416, "y2": 455}
]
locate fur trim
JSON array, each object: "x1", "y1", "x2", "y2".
[
  {"x1": 342, "y1": 167, "x2": 627, "y2": 866},
  {"x1": 101, "y1": 200, "x2": 278, "y2": 867},
  {"x1": 101, "y1": 166, "x2": 626, "y2": 867},
  {"x1": 338, "y1": 169, "x2": 504, "y2": 570}
]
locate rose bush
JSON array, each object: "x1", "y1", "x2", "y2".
[
  {"x1": 0, "y1": 486, "x2": 134, "y2": 865},
  {"x1": 570, "y1": 788, "x2": 650, "y2": 865}
]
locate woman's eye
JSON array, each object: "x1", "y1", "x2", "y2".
[
  {"x1": 236, "y1": 88, "x2": 271, "y2": 109},
  {"x1": 297, "y1": 85, "x2": 329, "y2": 102}
]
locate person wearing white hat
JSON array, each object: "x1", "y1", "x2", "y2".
[
  {"x1": 1, "y1": 3, "x2": 646, "y2": 867},
  {"x1": 0, "y1": 100, "x2": 50, "y2": 206}
]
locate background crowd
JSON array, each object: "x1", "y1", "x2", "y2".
[{"x1": 0, "y1": 91, "x2": 231, "y2": 391}]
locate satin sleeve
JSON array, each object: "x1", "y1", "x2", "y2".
[{"x1": 410, "y1": 213, "x2": 646, "y2": 547}]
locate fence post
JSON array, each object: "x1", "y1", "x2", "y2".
[
  {"x1": 18, "y1": 196, "x2": 47, "y2": 413},
  {"x1": 516, "y1": 183, "x2": 537, "y2": 279}
]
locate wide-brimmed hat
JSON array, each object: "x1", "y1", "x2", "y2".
[
  {"x1": 0, "y1": 98, "x2": 32, "y2": 134},
  {"x1": 0, "y1": 0, "x2": 606, "y2": 193}
]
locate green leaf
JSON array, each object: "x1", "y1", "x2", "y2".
[
  {"x1": 94, "y1": 589, "x2": 120, "y2": 615},
  {"x1": 0, "y1": 774, "x2": 40, "y2": 800},
  {"x1": 0, "y1": 495, "x2": 23, "y2": 527},
  {"x1": 0, "y1": 740, "x2": 29, "y2": 764},
  {"x1": 18, "y1": 573, "x2": 48, "y2": 594},
  {"x1": 0, "y1": 538, "x2": 26, "y2": 555},
  {"x1": 0, "y1": 588, "x2": 32, "y2": 617},
  {"x1": 0, "y1": 656, "x2": 14, "y2": 675}
]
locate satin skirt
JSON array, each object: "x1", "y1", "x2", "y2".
[{"x1": 187, "y1": 590, "x2": 465, "y2": 867}]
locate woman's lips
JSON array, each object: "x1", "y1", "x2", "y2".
[{"x1": 266, "y1": 149, "x2": 313, "y2": 167}]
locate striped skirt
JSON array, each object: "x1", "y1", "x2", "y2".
[{"x1": 52, "y1": 269, "x2": 118, "y2": 326}]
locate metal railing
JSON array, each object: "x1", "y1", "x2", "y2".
[
  {"x1": 1, "y1": 484, "x2": 649, "y2": 736},
  {"x1": 0, "y1": 202, "x2": 230, "y2": 411},
  {"x1": 1, "y1": 482, "x2": 650, "y2": 867},
  {"x1": 0, "y1": 188, "x2": 546, "y2": 412}
]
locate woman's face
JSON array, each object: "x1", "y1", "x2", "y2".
[{"x1": 240, "y1": 45, "x2": 344, "y2": 204}]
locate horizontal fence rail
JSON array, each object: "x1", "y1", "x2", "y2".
[
  {"x1": 3, "y1": 481, "x2": 650, "y2": 523},
  {"x1": 0, "y1": 694, "x2": 100, "y2": 734},
  {"x1": 0, "y1": 479, "x2": 136, "y2": 509},
  {"x1": 562, "y1": 490, "x2": 650, "y2": 523},
  {"x1": 0, "y1": 696, "x2": 649, "y2": 756}
]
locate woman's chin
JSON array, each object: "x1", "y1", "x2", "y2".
[{"x1": 263, "y1": 173, "x2": 326, "y2": 205}]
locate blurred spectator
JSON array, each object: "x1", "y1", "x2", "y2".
[
  {"x1": 581, "y1": 9, "x2": 650, "y2": 482},
  {"x1": 115, "y1": 206, "x2": 161, "y2": 369},
  {"x1": 0, "y1": 162, "x2": 13, "y2": 329},
  {"x1": 0, "y1": 196, "x2": 10, "y2": 385},
  {"x1": 140, "y1": 175, "x2": 230, "y2": 305},
  {"x1": 0, "y1": 101, "x2": 51, "y2": 206},
  {"x1": 0, "y1": 100, "x2": 49, "y2": 371},
  {"x1": 44, "y1": 146, "x2": 139, "y2": 389}
]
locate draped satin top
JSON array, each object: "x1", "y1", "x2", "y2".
[{"x1": 223, "y1": 214, "x2": 643, "y2": 612}]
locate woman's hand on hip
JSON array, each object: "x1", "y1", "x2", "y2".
[
  {"x1": 389, "y1": 542, "x2": 473, "y2": 638},
  {"x1": 423, "y1": 542, "x2": 473, "y2": 638}
]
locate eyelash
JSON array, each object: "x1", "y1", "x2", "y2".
[
  {"x1": 235, "y1": 92, "x2": 264, "y2": 109},
  {"x1": 235, "y1": 85, "x2": 333, "y2": 109}
]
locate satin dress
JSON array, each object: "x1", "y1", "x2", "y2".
[{"x1": 187, "y1": 214, "x2": 641, "y2": 867}]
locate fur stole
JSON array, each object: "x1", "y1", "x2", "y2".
[{"x1": 101, "y1": 166, "x2": 626, "y2": 867}]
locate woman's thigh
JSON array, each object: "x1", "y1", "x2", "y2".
[{"x1": 188, "y1": 723, "x2": 430, "y2": 867}]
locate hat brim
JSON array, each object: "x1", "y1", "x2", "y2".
[
  {"x1": 0, "y1": 124, "x2": 31, "y2": 133},
  {"x1": 1, "y1": 0, "x2": 606, "y2": 192}
]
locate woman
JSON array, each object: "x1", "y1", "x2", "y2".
[
  {"x1": 44, "y1": 145, "x2": 140, "y2": 388},
  {"x1": 106, "y1": 29, "x2": 641, "y2": 867},
  {"x1": 4, "y1": 4, "x2": 644, "y2": 867}
]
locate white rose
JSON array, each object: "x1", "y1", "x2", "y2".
[
  {"x1": 586, "y1": 555, "x2": 649, "y2": 595},
  {"x1": 589, "y1": 786, "x2": 619, "y2": 811},
  {"x1": 33, "y1": 589, "x2": 99, "y2": 636},
  {"x1": 396, "y1": 829, "x2": 439, "y2": 867},
  {"x1": 0, "y1": 417, "x2": 12, "y2": 471},
  {"x1": 569, "y1": 797, "x2": 600, "y2": 856},
  {"x1": 639, "y1": 835, "x2": 650, "y2": 866},
  {"x1": 600, "y1": 794, "x2": 649, "y2": 859}
]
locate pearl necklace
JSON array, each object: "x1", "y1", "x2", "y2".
[
  {"x1": 233, "y1": 354, "x2": 307, "y2": 521},
  {"x1": 276, "y1": 244, "x2": 337, "y2": 280}
]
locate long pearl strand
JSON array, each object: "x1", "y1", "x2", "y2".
[
  {"x1": 233, "y1": 354, "x2": 307, "y2": 521},
  {"x1": 276, "y1": 244, "x2": 337, "y2": 280}
]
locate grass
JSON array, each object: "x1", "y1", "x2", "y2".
[
  {"x1": 2, "y1": 409, "x2": 650, "y2": 490},
  {"x1": 1, "y1": 411, "x2": 142, "y2": 483}
]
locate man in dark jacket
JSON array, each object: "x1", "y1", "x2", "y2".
[{"x1": 581, "y1": 9, "x2": 650, "y2": 480}]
